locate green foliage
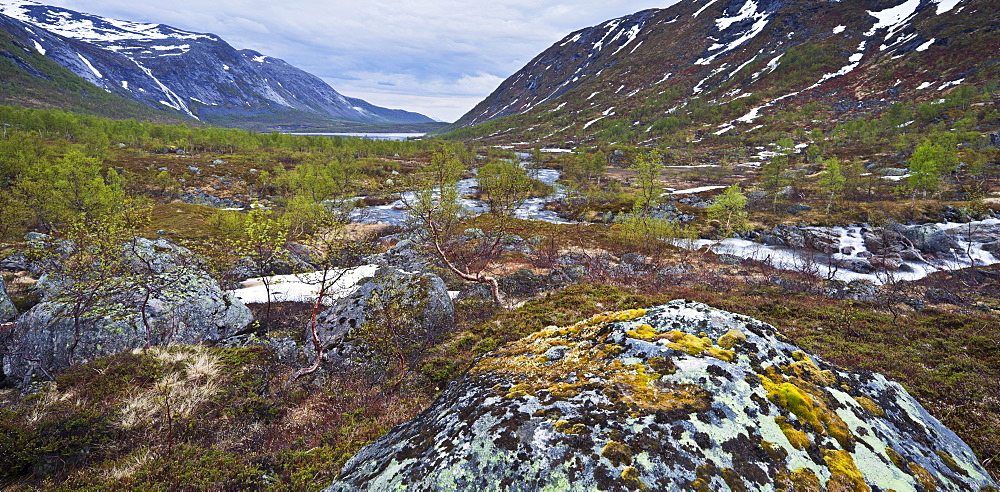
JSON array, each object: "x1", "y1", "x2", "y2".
[
  {"x1": 612, "y1": 214, "x2": 698, "y2": 260},
  {"x1": 818, "y1": 157, "x2": 847, "y2": 214},
  {"x1": 476, "y1": 161, "x2": 537, "y2": 217},
  {"x1": 707, "y1": 184, "x2": 750, "y2": 237},
  {"x1": 908, "y1": 135, "x2": 959, "y2": 196},
  {"x1": 630, "y1": 150, "x2": 664, "y2": 216}
]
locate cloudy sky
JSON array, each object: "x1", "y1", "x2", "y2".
[{"x1": 38, "y1": 0, "x2": 678, "y2": 121}]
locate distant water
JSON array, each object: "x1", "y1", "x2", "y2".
[{"x1": 285, "y1": 132, "x2": 425, "y2": 141}]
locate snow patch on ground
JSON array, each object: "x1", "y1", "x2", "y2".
[
  {"x1": 865, "y1": 0, "x2": 921, "y2": 39},
  {"x1": 935, "y1": 0, "x2": 964, "y2": 14},
  {"x1": 229, "y1": 265, "x2": 379, "y2": 305},
  {"x1": 915, "y1": 38, "x2": 935, "y2": 51},
  {"x1": 832, "y1": 25, "x2": 846, "y2": 34},
  {"x1": 31, "y1": 39, "x2": 45, "y2": 55}
]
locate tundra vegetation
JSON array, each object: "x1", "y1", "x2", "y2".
[{"x1": 0, "y1": 77, "x2": 999, "y2": 489}]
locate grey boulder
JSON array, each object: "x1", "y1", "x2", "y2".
[
  {"x1": 2, "y1": 238, "x2": 253, "y2": 388},
  {"x1": 327, "y1": 300, "x2": 996, "y2": 491}
]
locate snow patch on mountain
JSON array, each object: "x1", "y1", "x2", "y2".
[{"x1": 76, "y1": 52, "x2": 101, "y2": 78}]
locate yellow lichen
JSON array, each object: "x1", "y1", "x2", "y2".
[
  {"x1": 908, "y1": 463, "x2": 938, "y2": 492},
  {"x1": 776, "y1": 417, "x2": 812, "y2": 450},
  {"x1": 691, "y1": 478, "x2": 713, "y2": 492},
  {"x1": 854, "y1": 396, "x2": 885, "y2": 417},
  {"x1": 601, "y1": 441, "x2": 633, "y2": 466},
  {"x1": 823, "y1": 449, "x2": 871, "y2": 492},
  {"x1": 717, "y1": 329, "x2": 747, "y2": 349}
]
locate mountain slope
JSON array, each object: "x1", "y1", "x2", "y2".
[
  {"x1": 0, "y1": 12, "x2": 191, "y2": 123},
  {"x1": 0, "y1": 1, "x2": 433, "y2": 126},
  {"x1": 444, "y1": 0, "x2": 999, "y2": 146}
]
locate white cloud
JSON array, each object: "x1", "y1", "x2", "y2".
[{"x1": 36, "y1": 0, "x2": 677, "y2": 121}]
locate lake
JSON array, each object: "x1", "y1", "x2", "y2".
[{"x1": 284, "y1": 132, "x2": 425, "y2": 141}]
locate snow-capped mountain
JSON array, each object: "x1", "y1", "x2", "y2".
[
  {"x1": 446, "y1": 0, "x2": 998, "y2": 144},
  {"x1": 0, "y1": 1, "x2": 433, "y2": 125}
]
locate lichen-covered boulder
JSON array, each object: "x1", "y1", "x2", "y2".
[
  {"x1": 2, "y1": 239, "x2": 253, "y2": 388},
  {"x1": 315, "y1": 267, "x2": 453, "y2": 349},
  {"x1": 0, "y1": 276, "x2": 16, "y2": 322},
  {"x1": 327, "y1": 300, "x2": 997, "y2": 491}
]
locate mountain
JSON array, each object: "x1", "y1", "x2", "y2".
[
  {"x1": 0, "y1": 12, "x2": 193, "y2": 123},
  {"x1": 444, "y1": 0, "x2": 1000, "y2": 145},
  {"x1": 0, "y1": 1, "x2": 434, "y2": 127}
]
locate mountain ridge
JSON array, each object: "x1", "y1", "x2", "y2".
[
  {"x1": 0, "y1": 0, "x2": 434, "y2": 127},
  {"x1": 443, "y1": 0, "x2": 999, "y2": 146}
]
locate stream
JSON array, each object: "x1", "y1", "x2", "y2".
[
  {"x1": 680, "y1": 219, "x2": 1000, "y2": 284},
  {"x1": 350, "y1": 157, "x2": 573, "y2": 225}
]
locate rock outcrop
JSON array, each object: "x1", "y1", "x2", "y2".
[
  {"x1": 327, "y1": 300, "x2": 996, "y2": 491},
  {"x1": 2, "y1": 238, "x2": 253, "y2": 388},
  {"x1": 315, "y1": 267, "x2": 454, "y2": 352},
  {"x1": 0, "y1": 276, "x2": 16, "y2": 322}
]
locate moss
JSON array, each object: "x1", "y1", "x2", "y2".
[
  {"x1": 908, "y1": 462, "x2": 938, "y2": 492},
  {"x1": 935, "y1": 450, "x2": 965, "y2": 475},
  {"x1": 775, "y1": 467, "x2": 822, "y2": 492},
  {"x1": 822, "y1": 449, "x2": 871, "y2": 492},
  {"x1": 776, "y1": 417, "x2": 812, "y2": 450},
  {"x1": 762, "y1": 440, "x2": 790, "y2": 462},
  {"x1": 553, "y1": 420, "x2": 589, "y2": 435},
  {"x1": 761, "y1": 375, "x2": 854, "y2": 449},
  {"x1": 722, "y1": 467, "x2": 749, "y2": 492},
  {"x1": 621, "y1": 466, "x2": 648, "y2": 490},
  {"x1": 626, "y1": 323, "x2": 657, "y2": 339},
  {"x1": 646, "y1": 356, "x2": 677, "y2": 375},
  {"x1": 717, "y1": 329, "x2": 747, "y2": 349},
  {"x1": 601, "y1": 441, "x2": 633, "y2": 467},
  {"x1": 885, "y1": 447, "x2": 906, "y2": 470},
  {"x1": 853, "y1": 396, "x2": 886, "y2": 417}
]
